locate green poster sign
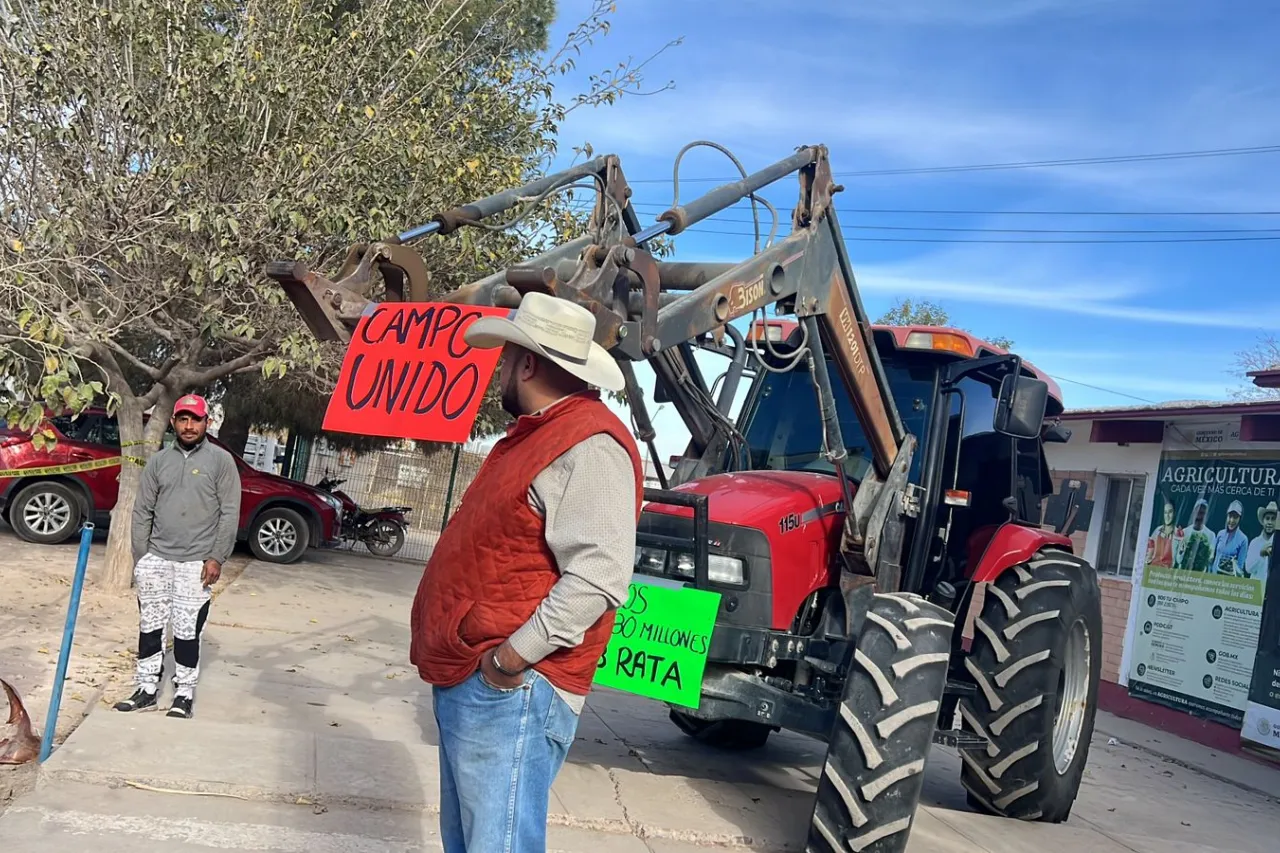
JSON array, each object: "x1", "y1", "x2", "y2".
[
  {"x1": 594, "y1": 579, "x2": 721, "y2": 709},
  {"x1": 1129, "y1": 445, "x2": 1277, "y2": 727}
]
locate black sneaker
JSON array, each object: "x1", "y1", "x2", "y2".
[
  {"x1": 114, "y1": 688, "x2": 158, "y2": 712},
  {"x1": 167, "y1": 695, "x2": 193, "y2": 719}
]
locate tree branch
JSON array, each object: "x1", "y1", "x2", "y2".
[
  {"x1": 105, "y1": 340, "x2": 164, "y2": 379},
  {"x1": 183, "y1": 343, "x2": 273, "y2": 388}
]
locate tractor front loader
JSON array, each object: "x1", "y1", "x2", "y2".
[{"x1": 269, "y1": 142, "x2": 1103, "y2": 853}]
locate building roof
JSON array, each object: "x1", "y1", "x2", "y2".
[{"x1": 1060, "y1": 397, "x2": 1280, "y2": 421}]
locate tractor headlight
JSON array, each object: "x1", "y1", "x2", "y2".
[
  {"x1": 634, "y1": 547, "x2": 745, "y2": 586},
  {"x1": 708, "y1": 554, "x2": 745, "y2": 585},
  {"x1": 635, "y1": 547, "x2": 666, "y2": 574}
]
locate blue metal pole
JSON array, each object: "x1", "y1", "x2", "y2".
[{"x1": 40, "y1": 521, "x2": 95, "y2": 763}]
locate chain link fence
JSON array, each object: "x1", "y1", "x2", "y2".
[{"x1": 300, "y1": 439, "x2": 490, "y2": 563}]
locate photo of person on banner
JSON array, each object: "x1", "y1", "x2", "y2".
[
  {"x1": 1147, "y1": 495, "x2": 1184, "y2": 568},
  {"x1": 1247, "y1": 500, "x2": 1277, "y2": 583},
  {"x1": 1178, "y1": 497, "x2": 1216, "y2": 572},
  {"x1": 1210, "y1": 500, "x2": 1250, "y2": 576}
]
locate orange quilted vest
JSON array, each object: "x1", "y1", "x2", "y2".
[{"x1": 409, "y1": 391, "x2": 643, "y2": 695}]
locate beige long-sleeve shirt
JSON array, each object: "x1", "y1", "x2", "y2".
[{"x1": 504, "y1": 412, "x2": 639, "y2": 714}]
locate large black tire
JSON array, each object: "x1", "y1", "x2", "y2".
[
  {"x1": 808, "y1": 592, "x2": 955, "y2": 853},
  {"x1": 958, "y1": 548, "x2": 1102, "y2": 823},
  {"x1": 9, "y1": 481, "x2": 83, "y2": 544},
  {"x1": 248, "y1": 507, "x2": 310, "y2": 563},
  {"x1": 669, "y1": 708, "x2": 774, "y2": 750}
]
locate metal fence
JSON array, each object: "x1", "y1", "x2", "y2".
[{"x1": 301, "y1": 439, "x2": 490, "y2": 563}]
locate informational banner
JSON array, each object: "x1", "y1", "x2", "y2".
[
  {"x1": 1243, "y1": 546, "x2": 1280, "y2": 749},
  {"x1": 322, "y1": 303, "x2": 508, "y2": 443},
  {"x1": 1128, "y1": 437, "x2": 1276, "y2": 728},
  {"x1": 594, "y1": 580, "x2": 721, "y2": 709}
]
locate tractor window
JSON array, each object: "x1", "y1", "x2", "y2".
[
  {"x1": 943, "y1": 378, "x2": 1010, "y2": 531},
  {"x1": 947, "y1": 378, "x2": 1047, "y2": 525},
  {"x1": 738, "y1": 353, "x2": 936, "y2": 483}
]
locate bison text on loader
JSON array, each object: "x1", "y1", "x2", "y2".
[{"x1": 269, "y1": 141, "x2": 1103, "y2": 853}]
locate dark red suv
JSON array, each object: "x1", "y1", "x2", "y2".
[{"x1": 0, "y1": 408, "x2": 341, "y2": 564}]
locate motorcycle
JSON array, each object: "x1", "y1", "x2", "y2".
[{"x1": 315, "y1": 475, "x2": 412, "y2": 558}]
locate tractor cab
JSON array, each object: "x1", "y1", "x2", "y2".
[
  {"x1": 736, "y1": 319, "x2": 1066, "y2": 589},
  {"x1": 636, "y1": 318, "x2": 1070, "y2": 632}
]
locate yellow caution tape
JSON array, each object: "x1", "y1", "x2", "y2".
[{"x1": 0, "y1": 455, "x2": 147, "y2": 478}]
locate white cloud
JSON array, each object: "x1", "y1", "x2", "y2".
[{"x1": 854, "y1": 250, "x2": 1280, "y2": 331}]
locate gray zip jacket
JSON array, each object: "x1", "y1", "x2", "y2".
[{"x1": 131, "y1": 440, "x2": 242, "y2": 566}]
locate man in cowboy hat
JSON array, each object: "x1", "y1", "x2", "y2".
[
  {"x1": 1247, "y1": 500, "x2": 1277, "y2": 582},
  {"x1": 410, "y1": 292, "x2": 643, "y2": 853},
  {"x1": 1210, "y1": 499, "x2": 1250, "y2": 576}
]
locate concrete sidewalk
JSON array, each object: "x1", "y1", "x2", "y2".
[
  {"x1": 5, "y1": 552, "x2": 1278, "y2": 851},
  {"x1": 1093, "y1": 711, "x2": 1280, "y2": 801}
]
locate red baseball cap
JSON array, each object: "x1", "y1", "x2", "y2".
[{"x1": 173, "y1": 394, "x2": 209, "y2": 418}]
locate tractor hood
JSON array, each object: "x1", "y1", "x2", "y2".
[{"x1": 645, "y1": 470, "x2": 849, "y2": 530}]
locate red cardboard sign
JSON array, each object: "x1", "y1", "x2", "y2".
[{"x1": 322, "y1": 303, "x2": 510, "y2": 443}]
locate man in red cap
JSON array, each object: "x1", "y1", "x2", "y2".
[{"x1": 114, "y1": 394, "x2": 241, "y2": 719}]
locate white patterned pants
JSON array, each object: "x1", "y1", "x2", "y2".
[{"x1": 133, "y1": 553, "x2": 212, "y2": 698}]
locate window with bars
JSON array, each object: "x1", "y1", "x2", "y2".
[{"x1": 1095, "y1": 473, "x2": 1147, "y2": 577}]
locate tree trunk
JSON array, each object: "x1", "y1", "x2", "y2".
[
  {"x1": 101, "y1": 392, "x2": 175, "y2": 592},
  {"x1": 216, "y1": 401, "x2": 252, "y2": 458}
]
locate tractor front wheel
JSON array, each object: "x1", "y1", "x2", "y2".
[
  {"x1": 807, "y1": 592, "x2": 955, "y2": 853},
  {"x1": 958, "y1": 548, "x2": 1102, "y2": 823}
]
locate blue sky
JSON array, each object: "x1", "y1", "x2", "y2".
[{"x1": 537, "y1": 1, "x2": 1280, "y2": 463}]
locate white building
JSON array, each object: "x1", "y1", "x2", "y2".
[{"x1": 1046, "y1": 398, "x2": 1280, "y2": 759}]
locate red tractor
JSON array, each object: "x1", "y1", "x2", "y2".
[{"x1": 270, "y1": 142, "x2": 1103, "y2": 853}]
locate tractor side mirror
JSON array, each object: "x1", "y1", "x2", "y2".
[{"x1": 993, "y1": 374, "x2": 1048, "y2": 439}]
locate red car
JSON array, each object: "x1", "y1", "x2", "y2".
[{"x1": 0, "y1": 408, "x2": 341, "y2": 563}]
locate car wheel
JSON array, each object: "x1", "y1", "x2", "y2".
[
  {"x1": 249, "y1": 507, "x2": 309, "y2": 563},
  {"x1": 10, "y1": 481, "x2": 83, "y2": 544}
]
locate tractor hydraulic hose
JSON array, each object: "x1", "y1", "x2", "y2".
[
  {"x1": 654, "y1": 147, "x2": 816, "y2": 236},
  {"x1": 804, "y1": 316, "x2": 857, "y2": 523},
  {"x1": 715, "y1": 323, "x2": 748, "y2": 417}
]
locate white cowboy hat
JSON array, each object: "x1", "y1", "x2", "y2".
[
  {"x1": 1259, "y1": 501, "x2": 1279, "y2": 524},
  {"x1": 464, "y1": 291, "x2": 625, "y2": 392}
]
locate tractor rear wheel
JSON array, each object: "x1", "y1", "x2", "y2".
[
  {"x1": 958, "y1": 548, "x2": 1102, "y2": 823},
  {"x1": 807, "y1": 592, "x2": 955, "y2": 853}
]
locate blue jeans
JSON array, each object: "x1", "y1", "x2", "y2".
[{"x1": 432, "y1": 668, "x2": 580, "y2": 853}]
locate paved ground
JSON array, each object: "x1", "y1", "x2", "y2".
[
  {"x1": 0, "y1": 525, "x2": 251, "y2": 807},
  {"x1": 3, "y1": 549, "x2": 1279, "y2": 851}
]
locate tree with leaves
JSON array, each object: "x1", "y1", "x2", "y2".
[
  {"x1": 0, "y1": 0, "x2": 677, "y2": 590},
  {"x1": 876, "y1": 297, "x2": 1014, "y2": 351}
]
